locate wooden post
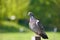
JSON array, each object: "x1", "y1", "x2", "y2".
[{"x1": 32, "y1": 35, "x2": 41, "y2": 40}]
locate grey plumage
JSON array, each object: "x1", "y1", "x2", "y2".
[{"x1": 28, "y1": 12, "x2": 48, "y2": 39}]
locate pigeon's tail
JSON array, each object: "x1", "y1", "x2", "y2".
[{"x1": 39, "y1": 34, "x2": 48, "y2": 39}]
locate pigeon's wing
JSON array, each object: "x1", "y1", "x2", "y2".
[
  {"x1": 36, "y1": 20, "x2": 44, "y2": 30},
  {"x1": 36, "y1": 20, "x2": 48, "y2": 39}
]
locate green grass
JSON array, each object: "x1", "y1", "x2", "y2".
[
  {"x1": 0, "y1": 32, "x2": 60, "y2": 40},
  {"x1": 0, "y1": 32, "x2": 34, "y2": 40}
]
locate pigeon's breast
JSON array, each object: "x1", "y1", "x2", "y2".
[
  {"x1": 29, "y1": 22, "x2": 36, "y2": 29},
  {"x1": 29, "y1": 22, "x2": 41, "y2": 34}
]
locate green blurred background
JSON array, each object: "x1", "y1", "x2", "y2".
[{"x1": 0, "y1": 0, "x2": 60, "y2": 40}]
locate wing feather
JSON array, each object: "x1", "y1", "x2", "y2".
[{"x1": 36, "y1": 20, "x2": 44, "y2": 30}]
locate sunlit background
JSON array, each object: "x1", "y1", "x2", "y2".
[{"x1": 0, "y1": 0, "x2": 60, "y2": 40}]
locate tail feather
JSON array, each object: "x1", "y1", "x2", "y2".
[{"x1": 40, "y1": 34, "x2": 48, "y2": 39}]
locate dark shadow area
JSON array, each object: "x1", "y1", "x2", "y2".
[
  {"x1": 44, "y1": 26, "x2": 60, "y2": 32},
  {"x1": 0, "y1": 25, "x2": 19, "y2": 33},
  {"x1": 18, "y1": 19, "x2": 29, "y2": 28}
]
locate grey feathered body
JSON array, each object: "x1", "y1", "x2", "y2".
[{"x1": 29, "y1": 16, "x2": 48, "y2": 39}]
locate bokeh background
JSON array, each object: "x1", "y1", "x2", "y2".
[{"x1": 0, "y1": 0, "x2": 60, "y2": 40}]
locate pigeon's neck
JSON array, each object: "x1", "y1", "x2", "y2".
[{"x1": 30, "y1": 16, "x2": 35, "y2": 22}]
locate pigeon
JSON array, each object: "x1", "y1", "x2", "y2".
[{"x1": 28, "y1": 12, "x2": 48, "y2": 39}]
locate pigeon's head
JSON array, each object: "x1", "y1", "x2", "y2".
[{"x1": 28, "y1": 12, "x2": 34, "y2": 16}]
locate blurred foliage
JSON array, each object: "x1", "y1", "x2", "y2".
[
  {"x1": 0, "y1": 0, "x2": 30, "y2": 19},
  {"x1": 0, "y1": 0, "x2": 60, "y2": 31},
  {"x1": 29, "y1": 0, "x2": 60, "y2": 29}
]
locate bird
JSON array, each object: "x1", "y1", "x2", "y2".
[{"x1": 28, "y1": 12, "x2": 48, "y2": 39}]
